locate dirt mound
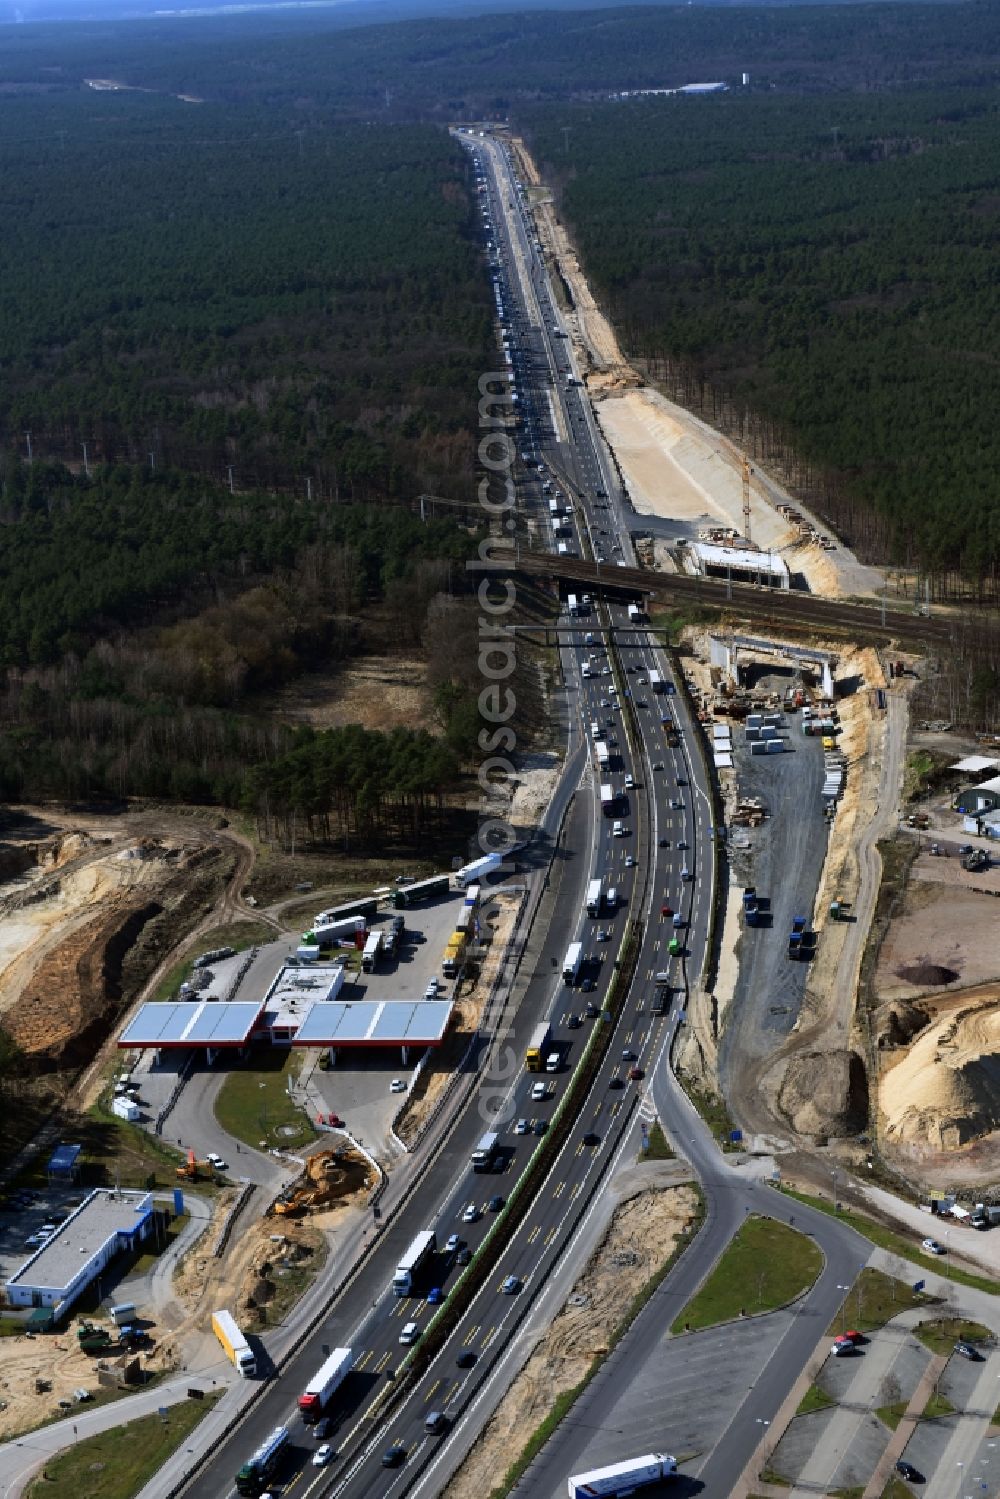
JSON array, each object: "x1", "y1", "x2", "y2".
[
  {"x1": 874, "y1": 999, "x2": 931, "y2": 1050},
  {"x1": 896, "y1": 962, "x2": 959, "y2": 987},
  {"x1": 774, "y1": 1050, "x2": 869, "y2": 1139},
  {"x1": 882, "y1": 990, "x2": 1000, "y2": 1149}
]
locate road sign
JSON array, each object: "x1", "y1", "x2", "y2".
[
  {"x1": 912, "y1": 1279, "x2": 926, "y2": 1293},
  {"x1": 729, "y1": 1129, "x2": 743, "y2": 1143}
]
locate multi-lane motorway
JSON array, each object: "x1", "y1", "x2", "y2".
[{"x1": 180, "y1": 128, "x2": 873, "y2": 1499}]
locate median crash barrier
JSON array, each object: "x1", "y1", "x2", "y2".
[{"x1": 402, "y1": 917, "x2": 644, "y2": 1382}]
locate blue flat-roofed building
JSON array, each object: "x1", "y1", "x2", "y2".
[{"x1": 5, "y1": 1188, "x2": 157, "y2": 1318}]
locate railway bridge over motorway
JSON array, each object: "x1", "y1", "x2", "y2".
[{"x1": 514, "y1": 550, "x2": 962, "y2": 650}]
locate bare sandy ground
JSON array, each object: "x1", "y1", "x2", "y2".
[
  {"x1": 443, "y1": 1174, "x2": 699, "y2": 1499},
  {"x1": 876, "y1": 882, "x2": 1000, "y2": 1000},
  {"x1": 271, "y1": 653, "x2": 433, "y2": 734},
  {"x1": 511, "y1": 133, "x2": 885, "y2": 602},
  {"x1": 0, "y1": 824, "x2": 191, "y2": 1036}
]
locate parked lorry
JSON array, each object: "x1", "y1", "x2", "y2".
[
  {"x1": 587, "y1": 879, "x2": 604, "y2": 917},
  {"x1": 567, "y1": 1453, "x2": 677, "y2": 1498},
  {"x1": 308, "y1": 914, "x2": 366, "y2": 946},
  {"x1": 972, "y1": 1205, "x2": 1000, "y2": 1229},
  {"x1": 563, "y1": 942, "x2": 583, "y2": 985},
  {"x1": 235, "y1": 1425, "x2": 288, "y2": 1496},
  {"x1": 526, "y1": 1022, "x2": 552, "y2": 1071},
  {"x1": 212, "y1": 1309, "x2": 256, "y2": 1378},
  {"x1": 743, "y1": 886, "x2": 759, "y2": 925},
  {"x1": 393, "y1": 1230, "x2": 436, "y2": 1296},
  {"x1": 393, "y1": 872, "x2": 449, "y2": 908},
  {"x1": 471, "y1": 1131, "x2": 500, "y2": 1172},
  {"x1": 361, "y1": 930, "x2": 382, "y2": 972},
  {"x1": 455, "y1": 852, "x2": 502, "y2": 889},
  {"x1": 315, "y1": 896, "x2": 378, "y2": 925},
  {"x1": 442, "y1": 931, "x2": 467, "y2": 977},
  {"x1": 298, "y1": 1347, "x2": 354, "y2": 1422}
]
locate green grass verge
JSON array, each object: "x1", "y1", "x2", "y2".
[
  {"x1": 914, "y1": 1317, "x2": 991, "y2": 1355},
  {"x1": 641, "y1": 1121, "x2": 674, "y2": 1161},
  {"x1": 826, "y1": 1267, "x2": 929, "y2": 1338},
  {"x1": 153, "y1": 919, "x2": 276, "y2": 1000},
  {"x1": 778, "y1": 1186, "x2": 1000, "y2": 1295},
  {"x1": 917, "y1": 1313, "x2": 995, "y2": 1361},
  {"x1": 671, "y1": 1216, "x2": 822, "y2": 1333},
  {"x1": 13, "y1": 1106, "x2": 206, "y2": 1196},
  {"x1": 214, "y1": 1047, "x2": 319, "y2": 1153},
  {"x1": 24, "y1": 1392, "x2": 222, "y2": 1499},
  {"x1": 881, "y1": 1479, "x2": 913, "y2": 1499},
  {"x1": 486, "y1": 1191, "x2": 705, "y2": 1499},
  {"x1": 797, "y1": 1382, "x2": 835, "y2": 1416},
  {"x1": 922, "y1": 1390, "x2": 956, "y2": 1420},
  {"x1": 877, "y1": 1400, "x2": 908, "y2": 1431},
  {"x1": 760, "y1": 1468, "x2": 792, "y2": 1487},
  {"x1": 678, "y1": 1076, "x2": 739, "y2": 1150}
]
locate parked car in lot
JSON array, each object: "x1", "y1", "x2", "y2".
[
  {"x1": 955, "y1": 1340, "x2": 981, "y2": 1360},
  {"x1": 895, "y1": 1459, "x2": 922, "y2": 1482},
  {"x1": 390, "y1": 1079, "x2": 407, "y2": 1094}
]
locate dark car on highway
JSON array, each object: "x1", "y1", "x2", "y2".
[{"x1": 382, "y1": 1445, "x2": 407, "y2": 1469}]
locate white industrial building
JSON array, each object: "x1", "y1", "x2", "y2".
[
  {"x1": 691, "y1": 542, "x2": 790, "y2": 590},
  {"x1": 5, "y1": 1188, "x2": 157, "y2": 1316}
]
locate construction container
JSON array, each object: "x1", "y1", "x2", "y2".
[
  {"x1": 747, "y1": 714, "x2": 762, "y2": 729},
  {"x1": 765, "y1": 739, "x2": 784, "y2": 754},
  {"x1": 763, "y1": 714, "x2": 782, "y2": 727},
  {"x1": 761, "y1": 726, "x2": 777, "y2": 740},
  {"x1": 750, "y1": 741, "x2": 768, "y2": 756},
  {"x1": 746, "y1": 727, "x2": 761, "y2": 742}
]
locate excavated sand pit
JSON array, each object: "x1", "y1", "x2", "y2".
[{"x1": 881, "y1": 983, "x2": 1000, "y2": 1150}]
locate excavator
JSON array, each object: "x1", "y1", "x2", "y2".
[
  {"x1": 273, "y1": 1147, "x2": 371, "y2": 1217},
  {"x1": 175, "y1": 1148, "x2": 214, "y2": 1181}
]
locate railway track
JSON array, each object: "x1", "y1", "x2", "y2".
[{"x1": 514, "y1": 551, "x2": 965, "y2": 650}]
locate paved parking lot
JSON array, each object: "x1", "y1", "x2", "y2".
[
  {"x1": 719, "y1": 673, "x2": 830, "y2": 1099},
  {"x1": 0, "y1": 1184, "x2": 89, "y2": 1282},
  {"x1": 767, "y1": 1317, "x2": 1000, "y2": 1495},
  {"x1": 537, "y1": 1306, "x2": 794, "y2": 1498},
  {"x1": 303, "y1": 894, "x2": 470, "y2": 1153},
  {"x1": 772, "y1": 1325, "x2": 931, "y2": 1491}
]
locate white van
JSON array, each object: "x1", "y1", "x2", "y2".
[
  {"x1": 399, "y1": 1322, "x2": 420, "y2": 1345},
  {"x1": 612, "y1": 821, "x2": 625, "y2": 837},
  {"x1": 606, "y1": 887, "x2": 618, "y2": 910}
]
